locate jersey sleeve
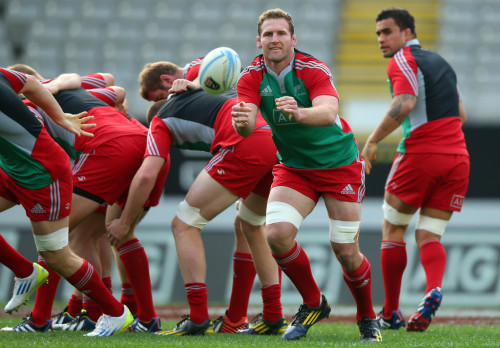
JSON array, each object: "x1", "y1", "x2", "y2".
[
  {"x1": 81, "y1": 73, "x2": 108, "y2": 89},
  {"x1": 236, "y1": 68, "x2": 262, "y2": 106},
  {"x1": 0, "y1": 68, "x2": 27, "y2": 93},
  {"x1": 88, "y1": 87, "x2": 117, "y2": 106},
  {"x1": 146, "y1": 116, "x2": 173, "y2": 159},
  {"x1": 183, "y1": 58, "x2": 203, "y2": 81},
  {"x1": 301, "y1": 63, "x2": 339, "y2": 101},
  {"x1": 388, "y1": 48, "x2": 418, "y2": 96}
]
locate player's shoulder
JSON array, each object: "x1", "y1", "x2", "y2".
[
  {"x1": 294, "y1": 50, "x2": 332, "y2": 77},
  {"x1": 241, "y1": 55, "x2": 265, "y2": 77}
]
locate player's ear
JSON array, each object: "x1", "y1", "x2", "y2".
[
  {"x1": 160, "y1": 74, "x2": 173, "y2": 84},
  {"x1": 291, "y1": 34, "x2": 297, "y2": 48},
  {"x1": 256, "y1": 36, "x2": 262, "y2": 49}
]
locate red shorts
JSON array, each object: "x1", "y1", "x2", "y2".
[
  {"x1": 271, "y1": 155, "x2": 365, "y2": 203},
  {"x1": 0, "y1": 167, "x2": 72, "y2": 221},
  {"x1": 386, "y1": 153, "x2": 470, "y2": 211},
  {"x1": 95, "y1": 202, "x2": 108, "y2": 215},
  {"x1": 205, "y1": 129, "x2": 277, "y2": 199},
  {"x1": 116, "y1": 155, "x2": 171, "y2": 209},
  {"x1": 72, "y1": 135, "x2": 146, "y2": 204}
]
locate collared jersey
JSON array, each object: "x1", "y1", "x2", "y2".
[
  {"x1": 237, "y1": 50, "x2": 359, "y2": 169},
  {"x1": 388, "y1": 39, "x2": 468, "y2": 155},
  {"x1": 183, "y1": 58, "x2": 203, "y2": 81}
]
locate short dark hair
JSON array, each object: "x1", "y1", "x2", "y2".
[
  {"x1": 376, "y1": 7, "x2": 417, "y2": 37},
  {"x1": 257, "y1": 8, "x2": 294, "y2": 36},
  {"x1": 146, "y1": 99, "x2": 167, "y2": 125}
]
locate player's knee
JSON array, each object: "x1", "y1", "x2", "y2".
[
  {"x1": 266, "y1": 201, "x2": 303, "y2": 229},
  {"x1": 174, "y1": 200, "x2": 209, "y2": 230},
  {"x1": 331, "y1": 244, "x2": 360, "y2": 266},
  {"x1": 237, "y1": 201, "x2": 266, "y2": 226},
  {"x1": 329, "y1": 219, "x2": 360, "y2": 244},
  {"x1": 416, "y1": 215, "x2": 448, "y2": 236},
  {"x1": 382, "y1": 201, "x2": 414, "y2": 226},
  {"x1": 34, "y1": 227, "x2": 69, "y2": 252}
]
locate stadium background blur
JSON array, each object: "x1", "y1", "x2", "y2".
[{"x1": 0, "y1": 0, "x2": 498, "y2": 309}]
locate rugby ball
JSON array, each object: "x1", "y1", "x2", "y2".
[{"x1": 199, "y1": 47, "x2": 241, "y2": 95}]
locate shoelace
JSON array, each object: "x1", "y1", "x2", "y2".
[
  {"x1": 290, "y1": 304, "x2": 310, "y2": 325},
  {"x1": 94, "y1": 315, "x2": 110, "y2": 331},
  {"x1": 12, "y1": 277, "x2": 25, "y2": 293},
  {"x1": 358, "y1": 319, "x2": 376, "y2": 335},
  {"x1": 249, "y1": 313, "x2": 262, "y2": 326},
  {"x1": 175, "y1": 315, "x2": 190, "y2": 328}
]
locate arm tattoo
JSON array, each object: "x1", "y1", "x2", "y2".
[{"x1": 388, "y1": 94, "x2": 416, "y2": 124}]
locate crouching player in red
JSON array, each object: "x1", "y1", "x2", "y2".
[{"x1": 0, "y1": 67, "x2": 134, "y2": 336}]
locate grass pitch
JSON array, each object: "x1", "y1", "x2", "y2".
[{"x1": 0, "y1": 317, "x2": 499, "y2": 348}]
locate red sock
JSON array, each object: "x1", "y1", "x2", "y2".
[
  {"x1": 381, "y1": 241, "x2": 407, "y2": 317},
  {"x1": 274, "y1": 241, "x2": 321, "y2": 307},
  {"x1": 83, "y1": 297, "x2": 103, "y2": 322},
  {"x1": 261, "y1": 283, "x2": 283, "y2": 323},
  {"x1": 342, "y1": 255, "x2": 376, "y2": 321},
  {"x1": 67, "y1": 294, "x2": 83, "y2": 317},
  {"x1": 0, "y1": 235, "x2": 33, "y2": 277},
  {"x1": 186, "y1": 283, "x2": 208, "y2": 325},
  {"x1": 102, "y1": 276, "x2": 113, "y2": 293},
  {"x1": 117, "y1": 238, "x2": 156, "y2": 322},
  {"x1": 66, "y1": 260, "x2": 122, "y2": 317},
  {"x1": 32, "y1": 257, "x2": 61, "y2": 326},
  {"x1": 120, "y1": 283, "x2": 138, "y2": 317},
  {"x1": 420, "y1": 240, "x2": 446, "y2": 293},
  {"x1": 227, "y1": 252, "x2": 256, "y2": 322}
]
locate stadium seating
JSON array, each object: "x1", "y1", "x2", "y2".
[{"x1": 0, "y1": 0, "x2": 494, "y2": 123}]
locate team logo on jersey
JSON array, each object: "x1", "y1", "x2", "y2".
[
  {"x1": 217, "y1": 169, "x2": 225, "y2": 175},
  {"x1": 450, "y1": 194, "x2": 464, "y2": 209},
  {"x1": 272, "y1": 109, "x2": 295, "y2": 125},
  {"x1": 31, "y1": 203, "x2": 47, "y2": 214},
  {"x1": 341, "y1": 184, "x2": 355, "y2": 195},
  {"x1": 260, "y1": 85, "x2": 273, "y2": 96},
  {"x1": 77, "y1": 176, "x2": 86, "y2": 181}
]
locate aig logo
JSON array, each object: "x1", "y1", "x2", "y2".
[
  {"x1": 272, "y1": 109, "x2": 295, "y2": 125},
  {"x1": 401, "y1": 229, "x2": 500, "y2": 306}
]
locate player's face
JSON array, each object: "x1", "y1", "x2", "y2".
[
  {"x1": 147, "y1": 88, "x2": 170, "y2": 102},
  {"x1": 376, "y1": 18, "x2": 410, "y2": 58},
  {"x1": 257, "y1": 18, "x2": 296, "y2": 69}
]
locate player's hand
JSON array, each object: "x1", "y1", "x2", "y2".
[
  {"x1": 231, "y1": 101, "x2": 251, "y2": 128},
  {"x1": 275, "y1": 96, "x2": 299, "y2": 121},
  {"x1": 60, "y1": 112, "x2": 96, "y2": 137},
  {"x1": 361, "y1": 141, "x2": 377, "y2": 175},
  {"x1": 107, "y1": 218, "x2": 130, "y2": 247},
  {"x1": 169, "y1": 79, "x2": 199, "y2": 94}
]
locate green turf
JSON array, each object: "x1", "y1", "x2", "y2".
[{"x1": 0, "y1": 317, "x2": 499, "y2": 347}]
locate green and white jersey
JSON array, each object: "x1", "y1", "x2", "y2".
[{"x1": 237, "y1": 50, "x2": 358, "y2": 169}]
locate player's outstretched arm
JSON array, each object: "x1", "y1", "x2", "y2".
[
  {"x1": 43, "y1": 73, "x2": 82, "y2": 94},
  {"x1": 232, "y1": 101, "x2": 258, "y2": 137},
  {"x1": 361, "y1": 93, "x2": 416, "y2": 174}
]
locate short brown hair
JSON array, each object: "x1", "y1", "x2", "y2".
[
  {"x1": 146, "y1": 99, "x2": 167, "y2": 125},
  {"x1": 257, "y1": 8, "x2": 294, "y2": 36},
  {"x1": 7, "y1": 63, "x2": 43, "y2": 79},
  {"x1": 138, "y1": 61, "x2": 179, "y2": 100}
]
